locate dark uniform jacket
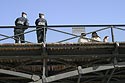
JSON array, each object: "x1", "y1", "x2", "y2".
[
  {"x1": 15, "y1": 17, "x2": 29, "y2": 30},
  {"x1": 35, "y1": 18, "x2": 47, "y2": 31}
]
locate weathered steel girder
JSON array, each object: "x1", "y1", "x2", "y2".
[{"x1": 0, "y1": 42, "x2": 125, "y2": 83}]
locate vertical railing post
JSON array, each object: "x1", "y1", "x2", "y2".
[
  {"x1": 42, "y1": 26, "x2": 47, "y2": 81},
  {"x1": 111, "y1": 26, "x2": 115, "y2": 42}
]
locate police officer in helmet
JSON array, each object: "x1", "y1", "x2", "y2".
[
  {"x1": 35, "y1": 13, "x2": 47, "y2": 43},
  {"x1": 14, "y1": 12, "x2": 29, "y2": 43}
]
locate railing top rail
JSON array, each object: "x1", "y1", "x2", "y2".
[
  {"x1": 48, "y1": 24, "x2": 125, "y2": 27},
  {"x1": 0, "y1": 24, "x2": 125, "y2": 28}
]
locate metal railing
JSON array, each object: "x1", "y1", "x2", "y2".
[
  {"x1": 0, "y1": 24, "x2": 125, "y2": 83},
  {"x1": 0, "y1": 24, "x2": 125, "y2": 43}
]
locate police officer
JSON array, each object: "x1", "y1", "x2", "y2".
[
  {"x1": 14, "y1": 12, "x2": 29, "y2": 43},
  {"x1": 35, "y1": 13, "x2": 47, "y2": 43}
]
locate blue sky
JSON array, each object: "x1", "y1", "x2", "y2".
[{"x1": 0, "y1": 0, "x2": 125, "y2": 43}]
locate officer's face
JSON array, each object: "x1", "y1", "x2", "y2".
[
  {"x1": 22, "y1": 14, "x2": 27, "y2": 18},
  {"x1": 41, "y1": 15, "x2": 44, "y2": 18}
]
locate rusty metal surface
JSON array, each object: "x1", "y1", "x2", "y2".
[
  {"x1": 0, "y1": 42, "x2": 125, "y2": 83},
  {"x1": 0, "y1": 42, "x2": 124, "y2": 57}
]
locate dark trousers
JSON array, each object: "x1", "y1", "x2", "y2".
[
  {"x1": 14, "y1": 29, "x2": 25, "y2": 43},
  {"x1": 36, "y1": 27, "x2": 47, "y2": 43}
]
